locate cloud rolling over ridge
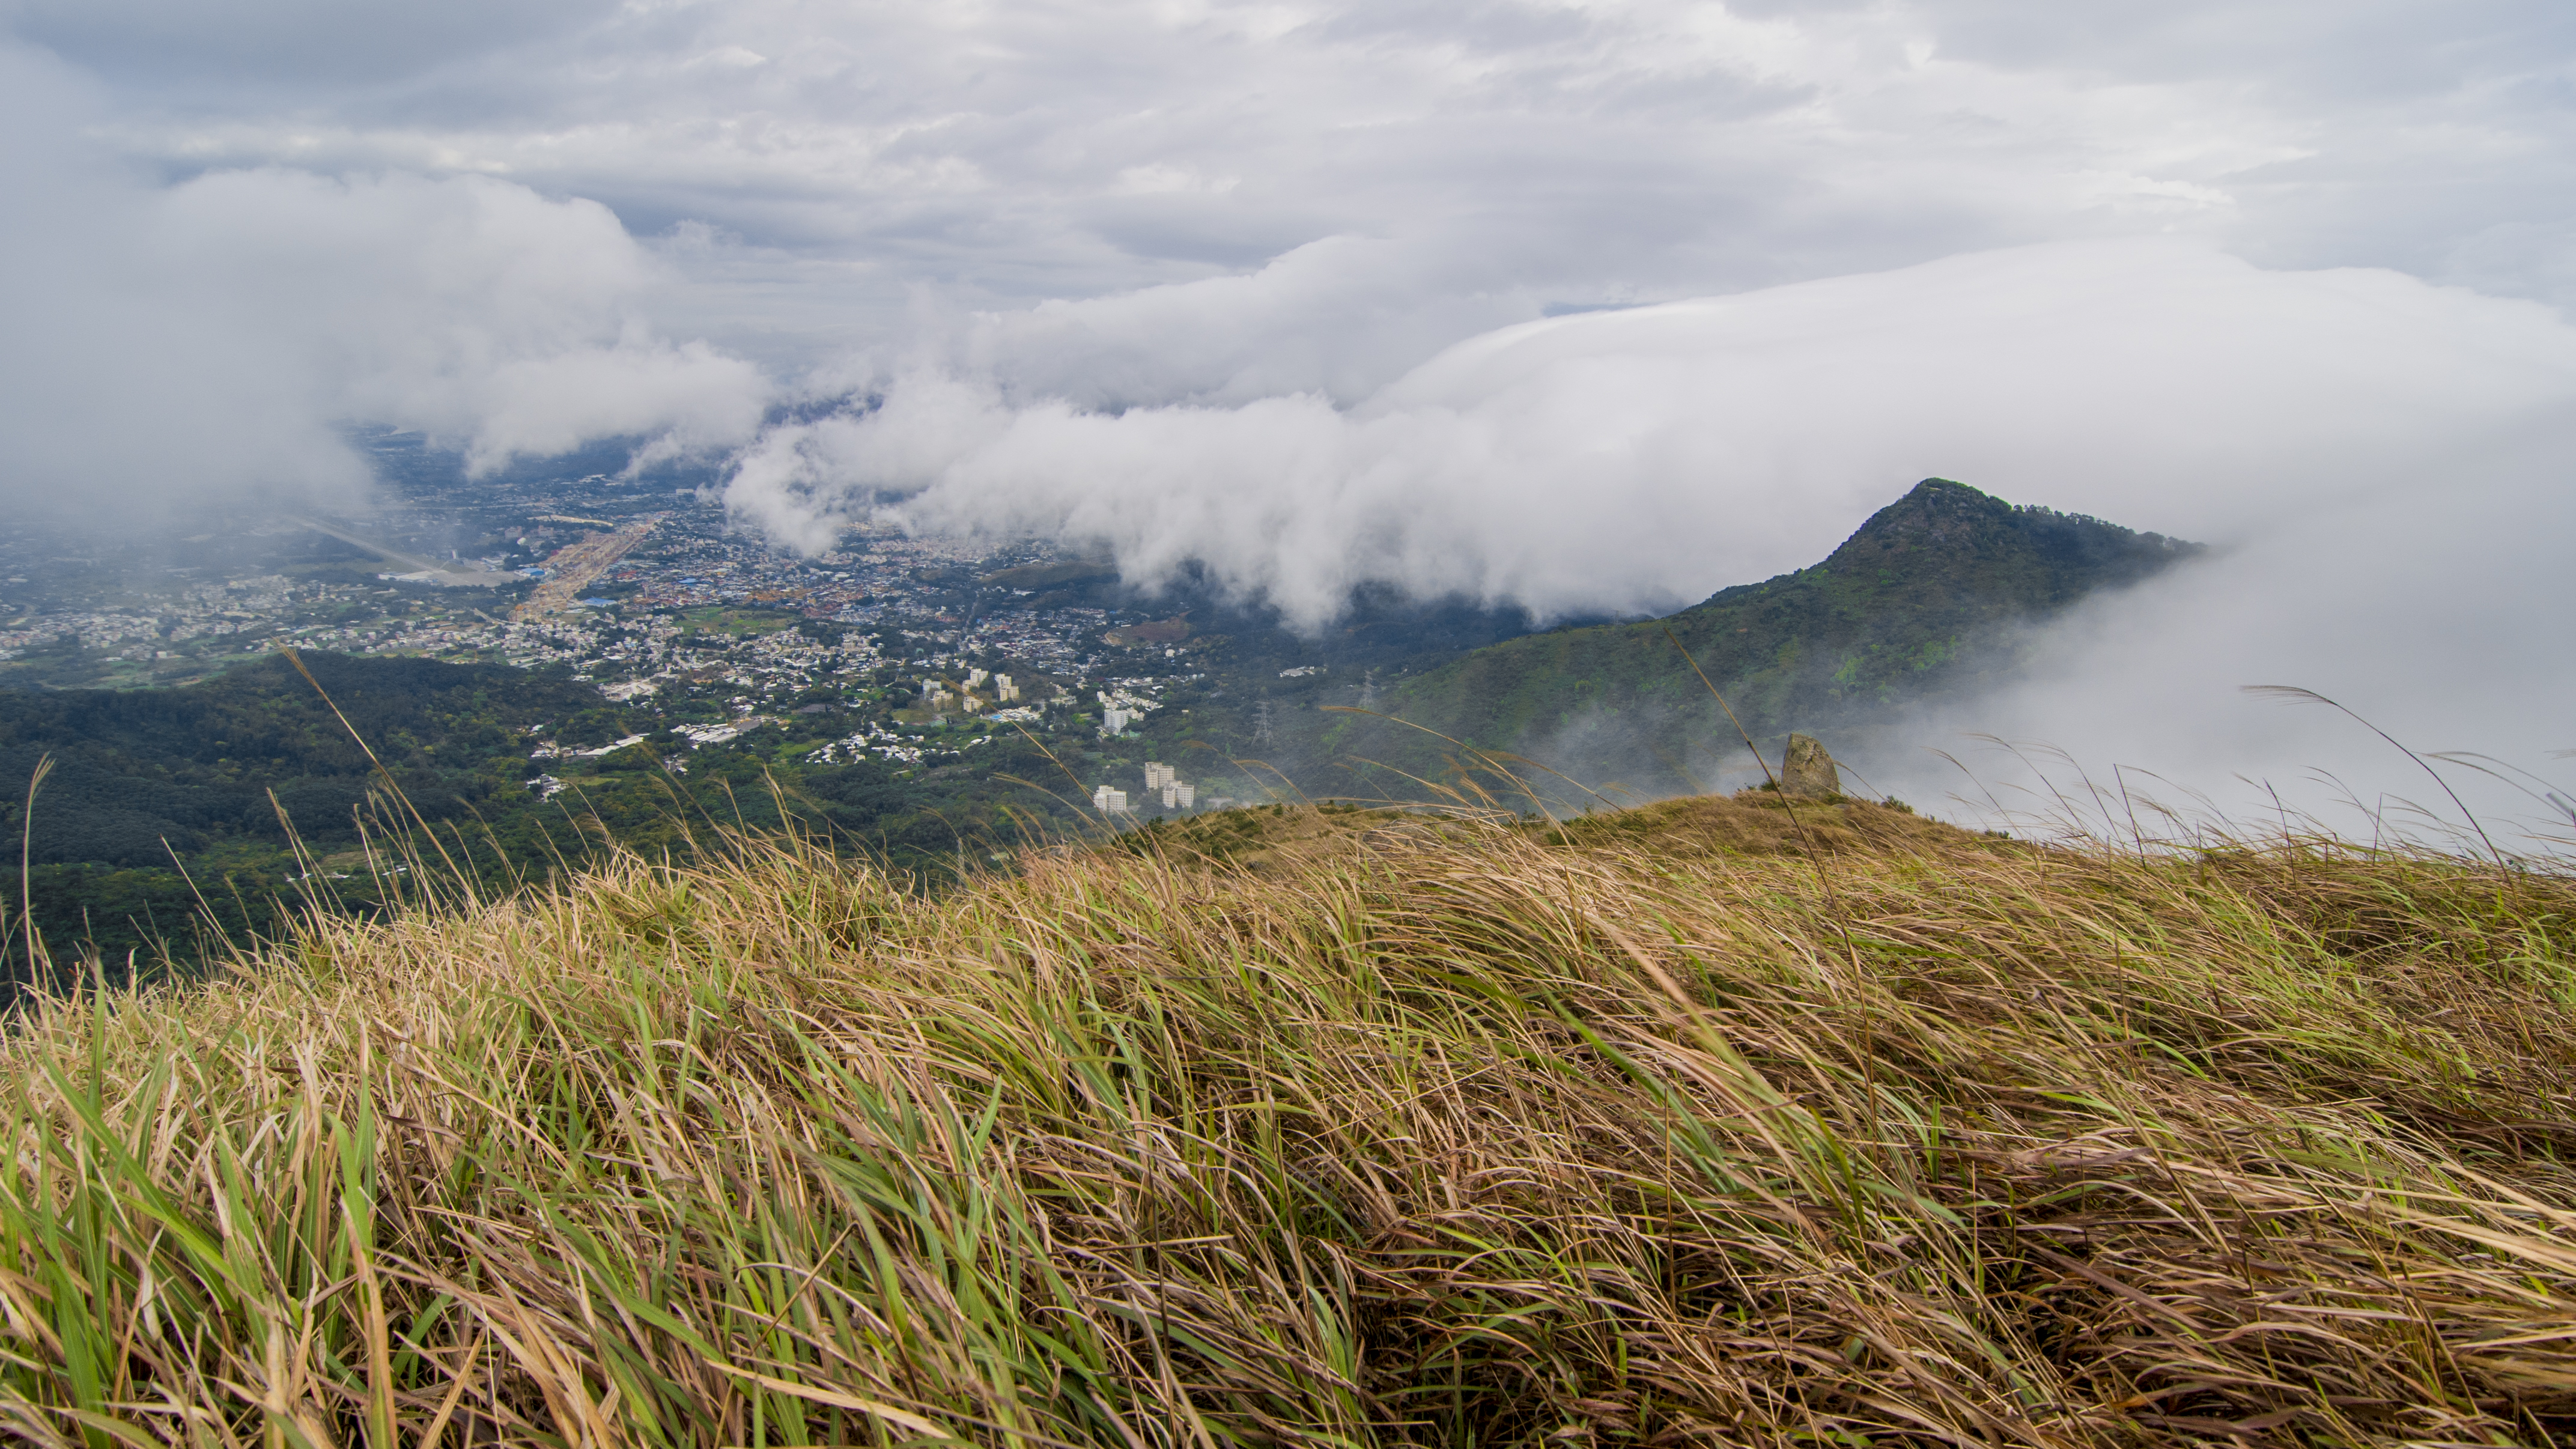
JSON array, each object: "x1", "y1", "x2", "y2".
[
  {"x1": 729, "y1": 240, "x2": 2573, "y2": 625},
  {"x1": 721, "y1": 239, "x2": 2576, "y2": 832}
]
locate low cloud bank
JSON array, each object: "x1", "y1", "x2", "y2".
[
  {"x1": 735, "y1": 241, "x2": 2574, "y2": 627},
  {"x1": 0, "y1": 44, "x2": 768, "y2": 519},
  {"x1": 1886, "y1": 452, "x2": 2576, "y2": 849},
  {"x1": 728, "y1": 238, "x2": 2576, "y2": 836}
]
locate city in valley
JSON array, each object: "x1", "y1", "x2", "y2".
[{"x1": 0, "y1": 441, "x2": 1341, "y2": 814}]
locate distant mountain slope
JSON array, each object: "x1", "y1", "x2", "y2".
[
  {"x1": 1325, "y1": 479, "x2": 2200, "y2": 795},
  {"x1": 0, "y1": 651, "x2": 1114, "y2": 983},
  {"x1": 0, "y1": 653, "x2": 624, "y2": 869}
]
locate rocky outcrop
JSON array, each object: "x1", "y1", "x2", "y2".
[{"x1": 1781, "y1": 734, "x2": 1842, "y2": 798}]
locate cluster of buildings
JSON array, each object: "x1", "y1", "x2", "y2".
[
  {"x1": 1096, "y1": 680, "x2": 1165, "y2": 738},
  {"x1": 1144, "y1": 761, "x2": 1196, "y2": 809},
  {"x1": 528, "y1": 732, "x2": 649, "y2": 761},
  {"x1": 0, "y1": 576, "x2": 303, "y2": 668},
  {"x1": 675, "y1": 718, "x2": 771, "y2": 747},
  {"x1": 923, "y1": 668, "x2": 1028, "y2": 715},
  {"x1": 804, "y1": 726, "x2": 935, "y2": 767},
  {"x1": 1093, "y1": 761, "x2": 1201, "y2": 814},
  {"x1": 2, "y1": 481, "x2": 1241, "y2": 810},
  {"x1": 0, "y1": 609, "x2": 167, "y2": 661}
]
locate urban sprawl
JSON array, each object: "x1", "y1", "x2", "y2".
[{"x1": 0, "y1": 487, "x2": 1269, "y2": 815}]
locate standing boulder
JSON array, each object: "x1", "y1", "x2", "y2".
[{"x1": 1780, "y1": 734, "x2": 1842, "y2": 798}]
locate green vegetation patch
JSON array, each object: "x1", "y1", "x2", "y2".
[
  {"x1": 0, "y1": 653, "x2": 1095, "y2": 986},
  {"x1": 673, "y1": 605, "x2": 800, "y2": 637}
]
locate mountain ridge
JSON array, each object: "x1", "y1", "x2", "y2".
[{"x1": 1320, "y1": 478, "x2": 2201, "y2": 795}]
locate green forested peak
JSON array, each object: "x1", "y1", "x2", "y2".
[
  {"x1": 1686, "y1": 476, "x2": 2199, "y2": 618},
  {"x1": 1832, "y1": 476, "x2": 2015, "y2": 554},
  {"x1": 1325, "y1": 476, "x2": 2203, "y2": 798},
  {"x1": 1838, "y1": 475, "x2": 2195, "y2": 572}
]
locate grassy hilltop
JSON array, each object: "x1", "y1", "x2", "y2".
[{"x1": 0, "y1": 798, "x2": 2572, "y2": 1447}]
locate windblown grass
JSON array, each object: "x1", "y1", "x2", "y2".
[{"x1": 2, "y1": 800, "x2": 2573, "y2": 1447}]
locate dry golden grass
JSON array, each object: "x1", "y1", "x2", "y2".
[{"x1": 1, "y1": 803, "x2": 2572, "y2": 1447}]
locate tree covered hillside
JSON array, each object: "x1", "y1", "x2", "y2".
[
  {"x1": 1325, "y1": 478, "x2": 2201, "y2": 797},
  {"x1": 0, "y1": 653, "x2": 1078, "y2": 982},
  {"x1": 0, "y1": 654, "x2": 625, "y2": 869}
]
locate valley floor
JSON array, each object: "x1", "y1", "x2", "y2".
[{"x1": 2, "y1": 799, "x2": 2572, "y2": 1447}]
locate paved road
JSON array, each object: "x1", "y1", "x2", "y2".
[{"x1": 288, "y1": 516, "x2": 509, "y2": 588}]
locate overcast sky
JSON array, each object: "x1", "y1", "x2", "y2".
[
  {"x1": 5, "y1": 0, "x2": 2573, "y2": 835},
  {"x1": 13, "y1": 1, "x2": 2574, "y2": 367}
]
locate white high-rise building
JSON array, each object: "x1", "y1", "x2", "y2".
[
  {"x1": 1161, "y1": 782, "x2": 1179, "y2": 807},
  {"x1": 967, "y1": 667, "x2": 989, "y2": 688},
  {"x1": 995, "y1": 673, "x2": 1019, "y2": 702},
  {"x1": 1174, "y1": 783, "x2": 1194, "y2": 808},
  {"x1": 1144, "y1": 762, "x2": 1169, "y2": 789},
  {"x1": 1092, "y1": 785, "x2": 1129, "y2": 813},
  {"x1": 1101, "y1": 707, "x2": 1132, "y2": 737}
]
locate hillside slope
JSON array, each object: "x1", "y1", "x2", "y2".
[
  {"x1": 0, "y1": 653, "x2": 618, "y2": 869},
  {"x1": 1325, "y1": 478, "x2": 2199, "y2": 795},
  {"x1": 0, "y1": 652, "x2": 1078, "y2": 980},
  {"x1": 1, "y1": 806, "x2": 2569, "y2": 1447}
]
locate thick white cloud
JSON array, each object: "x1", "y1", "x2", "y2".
[
  {"x1": 930, "y1": 237, "x2": 1546, "y2": 410},
  {"x1": 732, "y1": 241, "x2": 2575, "y2": 619},
  {"x1": 0, "y1": 44, "x2": 767, "y2": 518},
  {"x1": 0, "y1": 47, "x2": 359, "y2": 511},
  {"x1": 10, "y1": 1, "x2": 2574, "y2": 490},
  {"x1": 161, "y1": 168, "x2": 769, "y2": 471}
]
